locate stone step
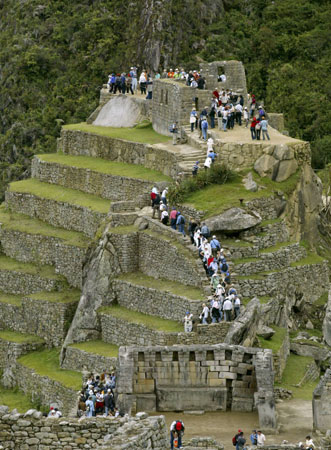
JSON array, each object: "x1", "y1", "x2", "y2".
[
  {"x1": 0, "y1": 290, "x2": 80, "y2": 347},
  {"x1": 112, "y1": 271, "x2": 205, "y2": 321},
  {"x1": 14, "y1": 348, "x2": 81, "y2": 416},
  {"x1": 0, "y1": 207, "x2": 89, "y2": 288},
  {"x1": 232, "y1": 242, "x2": 307, "y2": 276},
  {"x1": 0, "y1": 254, "x2": 67, "y2": 295},
  {"x1": 5, "y1": 179, "x2": 109, "y2": 238},
  {"x1": 61, "y1": 340, "x2": 118, "y2": 372},
  {"x1": 32, "y1": 153, "x2": 169, "y2": 201}
]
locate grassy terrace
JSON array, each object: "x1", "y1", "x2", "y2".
[
  {"x1": 0, "y1": 254, "x2": 64, "y2": 280},
  {"x1": 28, "y1": 289, "x2": 81, "y2": 303},
  {"x1": 143, "y1": 229, "x2": 196, "y2": 262},
  {"x1": 290, "y1": 252, "x2": 325, "y2": 267},
  {"x1": 221, "y1": 238, "x2": 253, "y2": 248},
  {"x1": 99, "y1": 305, "x2": 183, "y2": 332},
  {"x1": 0, "y1": 330, "x2": 44, "y2": 344},
  {"x1": 117, "y1": 271, "x2": 205, "y2": 300},
  {"x1": 314, "y1": 292, "x2": 328, "y2": 306},
  {"x1": 183, "y1": 171, "x2": 300, "y2": 218},
  {"x1": 107, "y1": 225, "x2": 138, "y2": 235},
  {"x1": 70, "y1": 340, "x2": 118, "y2": 358},
  {"x1": 0, "y1": 292, "x2": 22, "y2": 306},
  {"x1": 63, "y1": 122, "x2": 170, "y2": 145},
  {"x1": 0, "y1": 386, "x2": 37, "y2": 413},
  {"x1": 8, "y1": 179, "x2": 110, "y2": 214},
  {"x1": 0, "y1": 206, "x2": 90, "y2": 248},
  {"x1": 38, "y1": 153, "x2": 172, "y2": 182},
  {"x1": 275, "y1": 354, "x2": 318, "y2": 400},
  {"x1": 258, "y1": 325, "x2": 287, "y2": 353},
  {"x1": 260, "y1": 241, "x2": 296, "y2": 254},
  {"x1": 18, "y1": 348, "x2": 82, "y2": 390}
]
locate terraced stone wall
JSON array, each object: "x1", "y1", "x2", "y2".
[
  {"x1": 0, "y1": 269, "x2": 63, "y2": 295},
  {"x1": 0, "y1": 339, "x2": 44, "y2": 371},
  {"x1": 0, "y1": 297, "x2": 78, "y2": 347},
  {"x1": 61, "y1": 346, "x2": 117, "y2": 373},
  {"x1": 0, "y1": 407, "x2": 167, "y2": 450},
  {"x1": 240, "y1": 221, "x2": 289, "y2": 250},
  {"x1": 58, "y1": 129, "x2": 179, "y2": 178},
  {"x1": 116, "y1": 344, "x2": 275, "y2": 425},
  {"x1": 99, "y1": 313, "x2": 230, "y2": 347},
  {"x1": 107, "y1": 231, "x2": 139, "y2": 273},
  {"x1": 112, "y1": 279, "x2": 203, "y2": 320},
  {"x1": 0, "y1": 228, "x2": 86, "y2": 288},
  {"x1": 313, "y1": 368, "x2": 331, "y2": 432},
  {"x1": 32, "y1": 156, "x2": 166, "y2": 204}
]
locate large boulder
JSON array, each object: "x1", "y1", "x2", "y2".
[
  {"x1": 93, "y1": 95, "x2": 144, "y2": 127},
  {"x1": 254, "y1": 154, "x2": 278, "y2": 178},
  {"x1": 224, "y1": 297, "x2": 261, "y2": 346},
  {"x1": 273, "y1": 144, "x2": 294, "y2": 161},
  {"x1": 274, "y1": 159, "x2": 298, "y2": 182},
  {"x1": 205, "y1": 207, "x2": 262, "y2": 232}
]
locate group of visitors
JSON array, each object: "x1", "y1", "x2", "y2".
[
  {"x1": 232, "y1": 429, "x2": 266, "y2": 449},
  {"x1": 150, "y1": 187, "x2": 187, "y2": 236},
  {"x1": 77, "y1": 371, "x2": 119, "y2": 418},
  {"x1": 107, "y1": 67, "x2": 153, "y2": 99}
]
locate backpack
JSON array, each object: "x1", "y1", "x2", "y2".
[
  {"x1": 232, "y1": 435, "x2": 237, "y2": 446},
  {"x1": 175, "y1": 420, "x2": 183, "y2": 431},
  {"x1": 221, "y1": 263, "x2": 228, "y2": 272},
  {"x1": 202, "y1": 120, "x2": 208, "y2": 129},
  {"x1": 180, "y1": 216, "x2": 185, "y2": 224}
]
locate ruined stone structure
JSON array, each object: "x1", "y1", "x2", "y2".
[{"x1": 313, "y1": 368, "x2": 331, "y2": 432}]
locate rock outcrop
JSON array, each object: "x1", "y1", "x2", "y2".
[{"x1": 205, "y1": 208, "x2": 262, "y2": 232}]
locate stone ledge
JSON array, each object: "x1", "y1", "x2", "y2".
[{"x1": 61, "y1": 345, "x2": 117, "y2": 373}]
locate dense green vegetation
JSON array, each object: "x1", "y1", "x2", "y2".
[{"x1": 0, "y1": 0, "x2": 330, "y2": 200}]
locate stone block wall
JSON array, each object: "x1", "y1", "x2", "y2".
[
  {"x1": 234, "y1": 244, "x2": 306, "y2": 276},
  {"x1": 58, "y1": 129, "x2": 179, "y2": 178},
  {"x1": 0, "y1": 269, "x2": 64, "y2": 295},
  {"x1": 61, "y1": 346, "x2": 117, "y2": 373},
  {"x1": 0, "y1": 296, "x2": 79, "y2": 347},
  {"x1": 0, "y1": 339, "x2": 44, "y2": 371},
  {"x1": 99, "y1": 313, "x2": 230, "y2": 347},
  {"x1": 0, "y1": 407, "x2": 167, "y2": 450},
  {"x1": 107, "y1": 231, "x2": 139, "y2": 273},
  {"x1": 152, "y1": 79, "x2": 211, "y2": 135},
  {"x1": 240, "y1": 220, "x2": 289, "y2": 250},
  {"x1": 112, "y1": 279, "x2": 203, "y2": 321},
  {"x1": 313, "y1": 368, "x2": 331, "y2": 432},
  {"x1": 199, "y1": 60, "x2": 248, "y2": 95},
  {"x1": 271, "y1": 331, "x2": 290, "y2": 382},
  {"x1": 5, "y1": 191, "x2": 107, "y2": 238},
  {"x1": 32, "y1": 156, "x2": 165, "y2": 203},
  {"x1": 116, "y1": 344, "x2": 275, "y2": 422},
  {"x1": 0, "y1": 227, "x2": 86, "y2": 288},
  {"x1": 235, "y1": 261, "x2": 329, "y2": 300}
]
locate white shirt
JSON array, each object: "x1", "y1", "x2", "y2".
[
  {"x1": 207, "y1": 138, "x2": 214, "y2": 152},
  {"x1": 234, "y1": 297, "x2": 241, "y2": 307},
  {"x1": 170, "y1": 420, "x2": 184, "y2": 431},
  {"x1": 220, "y1": 74, "x2": 226, "y2": 82},
  {"x1": 257, "y1": 433, "x2": 266, "y2": 445},
  {"x1": 202, "y1": 306, "x2": 209, "y2": 318},
  {"x1": 235, "y1": 104, "x2": 243, "y2": 112},
  {"x1": 161, "y1": 189, "x2": 167, "y2": 198},
  {"x1": 161, "y1": 211, "x2": 168, "y2": 220},
  {"x1": 305, "y1": 439, "x2": 314, "y2": 448},
  {"x1": 204, "y1": 156, "x2": 212, "y2": 168},
  {"x1": 244, "y1": 110, "x2": 249, "y2": 119},
  {"x1": 139, "y1": 73, "x2": 147, "y2": 83},
  {"x1": 223, "y1": 299, "x2": 233, "y2": 311}
]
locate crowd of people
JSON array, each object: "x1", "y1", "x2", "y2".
[
  {"x1": 77, "y1": 371, "x2": 119, "y2": 417},
  {"x1": 150, "y1": 187, "x2": 242, "y2": 329}
]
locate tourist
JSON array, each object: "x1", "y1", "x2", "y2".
[
  {"x1": 207, "y1": 137, "x2": 214, "y2": 153},
  {"x1": 113, "y1": 73, "x2": 121, "y2": 94},
  {"x1": 170, "y1": 207, "x2": 177, "y2": 230},
  {"x1": 184, "y1": 311, "x2": 193, "y2": 332},
  {"x1": 151, "y1": 191, "x2": 161, "y2": 219},
  {"x1": 244, "y1": 107, "x2": 249, "y2": 128},
  {"x1": 190, "y1": 108, "x2": 197, "y2": 132},
  {"x1": 235, "y1": 103, "x2": 243, "y2": 126},
  {"x1": 197, "y1": 75, "x2": 205, "y2": 90},
  {"x1": 255, "y1": 118, "x2": 261, "y2": 140},
  {"x1": 250, "y1": 430, "x2": 258, "y2": 445},
  {"x1": 200, "y1": 303, "x2": 209, "y2": 324},
  {"x1": 139, "y1": 70, "x2": 147, "y2": 95},
  {"x1": 201, "y1": 223, "x2": 210, "y2": 239},
  {"x1": 176, "y1": 211, "x2": 186, "y2": 236},
  {"x1": 211, "y1": 298, "x2": 222, "y2": 323},
  {"x1": 250, "y1": 94, "x2": 256, "y2": 117},
  {"x1": 129, "y1": 67, "x2": 137, "y2": 93},
  {"x1": 188, "y1": 217, "x2": 198, "y2": 244},
  {"x1": 170, "y1": 420, "x2": 185, "y2": 450},
  {"x1": 168, "y1": 68, "x2": 174, "y2": 78},
  {"x1": 207, "y1": 149, "x2": 217, "y2": 163},
  {"x1": 108, "y1": 73, "x2": 116, "y2": 93},
  {"x1": 209, "y1": 104, "x2": 216, "y2": 128},
  {"x1": 305, "y1": 435, "x2": 315, "y2": 449},
  {"x1": 192, "y1": 161, "x2": 200, "y2": 176},
  {"x1": 222, "y1": 107, "x2": 228, "y2": 132},
  {"x1": 228, "y1": 103, "x2": 235, "y2": 129},
  {"x1": 161, "y1": 187, "x2": 168, "y2": 205},
  {"x1": 236, "y1": 431, "x2": 247, "y2": 450},
  {"x1": 174, "y1": 68, "x2": 180, "y2": 79},
  {"x1": 104, "y1": 389, "x2": 115, "y2": 417},
  {"x1": 155, "y1": 71, "x2": 161, "y2": 79},
  {"x1": 258, "y1": 105, "x2": 265, "y2": 119},
  {"x1": 161, "y1": 209, "x2": 169, "y2": 225},
  {"x1": 170, "y1": 121, "x2": 179, "y2": 145},
  {"x1": 223, "y1": 296, "x2": 233, "y2": 322},
  {"x1": 126, "y1": 74, "x2": 134, "y2": 95},
  {"x1": 146, "y1": 76, "x2": 153, "y2": 99},
  {"x1": 160, "y1": 201, "x2": 167, "y2": 213},
  {"x1": 234, "y1": 296, "x2": 241, "y2": 318},
  {"x1": 120, "y1": 73, "x2": 126, "y2": 94},
  {"x1": 162, "y1": 69, "x2": 168, "y2": 78},
  {"x1": 210, "y1": 235, "x2": 221, "y2": 256},
  {"x1": 204, "y1": 154, "x2": 212, "y2": 170},
  {"x1": 261, "y1": 116, "x2": 270, "y2": 141},
  {"x1": 194, "y1": 228, "x2": 201, "y2": 247},
  {"x1": 257, "y1": 430, "x2": 266, "y2": 447},
  {"x1": 201, "y1": 117, "x2": 208, "y2": 140},
  {"x1": 85, "y1": 396, "x2": 94, "y2": 418},
  {"x1": 250, "y1": 117, "x2": 257, "y2": 140}
]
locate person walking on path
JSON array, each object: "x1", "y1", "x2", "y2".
[
  {"x1": 170, "y1": 420, "x2": 185, "y2": 450},
  {"x1": 243, "y1": 107, "x2": 249, "y2": 128},
  {"x1": 85, "y1": 396, "x2": 94, "y2": 418},
  {"x1": 261, "y1": 116, "x2": 270, "y2": 141},
  {"x1": 176, "y1": 211, "x2": 186, "y2": 236},
  {"x1": 223, "y1": 297, "x2": 233, "y2": 322},
  {"x1": 201, "y1": 117, "x2": 208, "y2": 140},
  {"x1": 237, "y1": 431, "x2": 247, "y2": 450},
  {"x1": 200, "y1": 303, "x2": 209, "y2": 324},
  {"x1": 184, "y1": 311, "x2": 193, "y2": 332},
  {"x1": 250, "y1": 117, "x2": 257, "y2": 140},
  {"x1": 190, "y1": 108, "x2": 197, "y2": 132},
  {"x1": 170, "y1": 207, "x2": 177, "y2": 230},
  {"x1": 151, "y1": 192, "x2": 161, "y2": 219},
  {"x1": 257, "y1": 430, "x2": 266, "y2": 447}
]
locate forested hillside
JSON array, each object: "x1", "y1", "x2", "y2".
[{"x1": 0, "y1": 0, "x2": 330, "y2": 199}]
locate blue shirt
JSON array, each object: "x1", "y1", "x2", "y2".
[{"x1": 210, "y1": 238, "x2": 220, "y2": 249}]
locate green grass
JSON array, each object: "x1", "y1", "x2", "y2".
[
  {"x1": 117, "y1": 271, "x2": 205, "y2": 300},
  {"x1": 38, "y1": 153, "x2": 172, "y2": 182},
  {"x1": 260, "y1": 241, "x2": 296, "y2": 254},
  {"x1": 0, "y1": 330, "x2": 44, "y2": 344},
  {"x1": 275, "y1": 354, "x2": 319, "y2": 400},
  {"x1": 290, "y1": 252, "x2": 325, "y2": 267},
  {"x1": 99, "y1": 304, "x2": 183, "y2": 332},
  {"x1": 0, "y1": 206, "x2": 90, "y2": 248},
  {"x1": 221, "y1": 238, "x2": 253, "y2": 248},
  {"x1": 70, "y1": 341, "x2": 118, "y2": 358},
  {"x1": 0, "y1": 254, "x2": 64, "y2": 280},
  {"x1": 108, "y1": 225, "x2": 138, "y2": 235},
  {"x1": 183, "y1": 170, "x2": 301, "y2": 219},
  {"x1": 260, "y1": 217, "x2": 282, "y2": 227},
  {"x1": 18, "y1": 348, "x2": 82, "y2": 390},
  {"x1": 9, "y1": 179, "x2": 110, "y2": 214},
  {"x1": 0, "y1": 386, "x2": 37, "y2": 413},
  {"x1": 28, "y1": 289, "x2": 81, "y2": 304},
  {"x1": 0, "y1": 292, "x2": 22, "y2": 306},
  {"x1": 314, "y1": 292, "x2": 328, "y2": 307},
  {"x1": 63, "y1": 122, "x2": 170, "y2": 145},
  {"x1": 258, "y1": 325, "x2": 287, "y2": 353},
  {"x1": 233, "y1": 256, "x2": 259, "y2": 264},
  {"x1": 143, "y1": 229, "x2": 195, "y2": 262},
  {"x1": 236, "y1": 273, "x2": 266, "y2": 280}
]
